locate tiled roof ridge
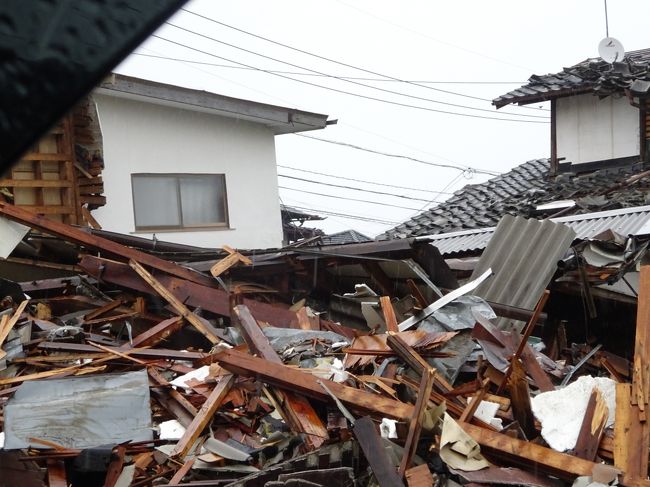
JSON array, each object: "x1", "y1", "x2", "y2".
[{"x1": 379, "y1": 158, "x2": 650, "y2": 240}]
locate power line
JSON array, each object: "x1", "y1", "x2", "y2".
[
  {"x1": 283, "y1": 203, "x2": 400, "y2": 225},
  {"x1": 295, "y1": 134, "x2": 500, "y2": 176},
  {"x1": 152, "y1": 34, "x2": 548, "y2": 124},
  {"x1": 178, "y1": 8, "x2": 547, "y2": 113},
  {"x1": 278, "y1": 174, "x2": 433, "y2": 202},
  {"x1": 278, "y1": 164, "x2": 452, "y2": 194},
  {"x1": 164, "y1": 20, "x2": 548, "y2": 119},
  {"x1": 132, "y1": 53, "x2": 523, "y2": 84},
  {"x1": 334, "y1": 0, "x2": 536, "y2": 73},
  {"x1": 278, "y1": 186, "x2": 421, "y2": 211}
]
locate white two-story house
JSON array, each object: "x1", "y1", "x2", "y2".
[{"x1": 91, "y1": 74, "x2": 331, "y2": 249}]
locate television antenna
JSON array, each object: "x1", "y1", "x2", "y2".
[{"x1": 598, "y1": 0, "x2": 624, "y2": 63}]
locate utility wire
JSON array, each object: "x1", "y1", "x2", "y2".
[
  {"x1": 278, "y1": 174, "x2": 433, "y2": 202},
  {"x1": 295, "y1": 133, "x2": 500, "y2": 176},
  {"x1": 278, "y1": 164, "x2": 452, "y2": 194},
  {"x1": 152, "y1": 34, "x2": 548, "y2": 124},
  {"x1": 132, "y1": 53, "x2": 523, "y2": 84},
  {"x1": 164, "y1": 21, "x2": 547, "y2": 119},
  {"x1": 279, "y1": 186, "x2": 421, "y2": 211},
  {"x1": 283, "y1": 203, "x2": 399, "y2": 225},
  {"x1": 179, "y1": 8, "x2": 547, "y2": 112}
]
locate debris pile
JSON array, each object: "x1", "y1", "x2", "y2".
[{"x1": 0, "y1": 203, "x2": 648, "y2": 486}]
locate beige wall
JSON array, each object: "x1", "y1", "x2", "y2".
[
  {"x1": 93, "y1": 94, "x2": 283, "y2": 249},
  {"x1": 557, "y1": 93, "x2": 639, "y2": 165}
]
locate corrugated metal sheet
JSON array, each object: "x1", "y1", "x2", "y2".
[
  {"x1": 469, "y1": 214, "x2": 576, "y2": 330},
  {"x1": 421, "y1": 205, "x2": 650, "y2": 256}
]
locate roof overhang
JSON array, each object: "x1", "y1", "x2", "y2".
[
  {"x1": 95, "y1": 74, "x2": 331, "y2": 134},
  {"x1": 492, "y1": 86, "x2": 593, "y2": 108}
]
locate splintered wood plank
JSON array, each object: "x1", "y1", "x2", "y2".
[
  {"x1": 210, "y1": 253, "x2": 240, "y2": 278},
  {"x1": 0, "y1": 300, "x2": 29, "y2": 359},
  {"x1": 232, "y1": 305, "x2": 279, "y2": 362},
  {"x1": 380, "y1": 296, "x2": 399, "y2": 333},
  {"x1": 296, "y1": 306, "x2": 319, "y2": 330},
  {"x1": 83, "y1": 299, "x2": 122, "y2": 321},
  {"x1": 129, "y1": 259, "x2": 221, "y2": 345},
  {"x1": 399, "y1": 366, "x2": 436, "y2": 477},
  {"x1": 0, "y1": 202, "x2": 216, "y2": 288},
  {"x1": 507, "y1": 359, "x2": 536, "y2": 439},
  {"x1": 123, "y1": 316, "x2": 184, "y2": 349},
  {"x1": 148, "y1": 367, "x2": 198, "y2": 417},
  {"x1": 574, "y1": 388, "x2": 608, "y2": 461},
  {"x1": 217, "y1": 348, "x2": 413, "y2": 420},
  {"x1": 459, "y1": 378, "x2": 490, "y2": 424},
  {"x1": 232, "y1": 305, "x2": 327, "y2": 449},
  {"x1": 405, "y1": 463, "x2": 435, "y2": 487},
  {"x1": 618, "y1": 265, "x2": 650, "y2": 485},
  {"x1": 460, "y1": 422, "x2": 599, "y2": 480},
  {"x1": 103, "y1": 445, "x2": 126, "y2": 487},
  {"x1": 169, "y1": 458, "x2": 195, "y2": 484},
  {"x1": 210, "y1": 246, "x2": 252, "y2": 278},
  {"x1": 46, "y1": 459, "x2": 68, "y2": 487},
  {"x1": 171, "y1": 374, "x2": 235, "y2": 460},
  {"x1": 81, "y1": 205, "x2": 102, "y2": 229},
  {"x1": 353, "y1": 416, "x2": 403, "y2": 487},
  {"x1": 386, "y1": 332, "x2": 429, "y2": 375}
]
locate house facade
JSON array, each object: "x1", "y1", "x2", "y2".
[
  {"x1": 383, "y1": 47, "x2": 650, "y2": 241},
  {"x1": 91, "y1": 74, "x2": 330, "y2": 249}
]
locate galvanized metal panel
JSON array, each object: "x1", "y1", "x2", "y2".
[
  {"x1": 469, "y1": 215, "x2": 576, "y2": 329},
  {"x1": 4, "y1": 370, "x2": 152, "y2": 449},
  {"x1": 423, "y1": 205, "x2": 650, "y2": 256}
]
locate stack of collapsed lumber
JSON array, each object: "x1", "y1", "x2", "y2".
[{"x1": 0, "y1": 203, "x2": 647, "y2": 487}]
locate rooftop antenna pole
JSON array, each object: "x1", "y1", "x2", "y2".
[{"x1": 604, "y1": 0, "x2": 609, "y2": 37}]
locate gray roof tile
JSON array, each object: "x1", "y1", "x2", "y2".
[{"x1": 379, "y1": 159, "x2": 650, "y2": 240}]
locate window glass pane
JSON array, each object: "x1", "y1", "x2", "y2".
[
  {"x1": 179, "y1": 175, "x2": 227, "y2": 225},
  {"x1": 132, "y1": 175, "x2": 181, "y2": 228}
]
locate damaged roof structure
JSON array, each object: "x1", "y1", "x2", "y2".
[{"x1": 4, "y1": 5, "x2": 650, "y2": 486}]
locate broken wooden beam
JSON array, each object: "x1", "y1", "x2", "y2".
[
  {"x1": 210, "y1": 245, "x2": 252, "y2": 278},
  {"x1": 399, "y1": 366, "x2": 435, "y2": 477},
  {"x1": 574, "y1": 388, "x2": 608, "y2": 461},
  {"x1": 353, "y1": 416, "x2": 404, "y2": 487},
  {"x1": 459, "y1": 422, "x2": 599, "y2": 480},
  {"x1": 129, "y1": 259, "x2": 221, "y2": 345},
  {"x1": 380, "y1": 296, "x2": 399, "y2": 333},
  {"x1": 216, "y1": 348, "x2": 413, "y2": 420},
  {"x1": 232, "y1": 305, "x2": 328, "y2": 450},
  {"x1": 171, "y1": 374, "x2": 235, "y2": 460},
  {"x1": 121, "y1": 316, "x2": 184, "y2": 349},
  {"x1": 0, "y1": 201, "x2": 215, "y2": 288},
  {"x1": 80, "y1": 255, "x2": 355, "y2": 338}
]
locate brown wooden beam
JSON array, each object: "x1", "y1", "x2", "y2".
[
  {"x1": 460, "y1": 422, "x2": 599, "y2": 480},
  {"x1": 0, "y1": 202, "x2": 215, "y2": 288},
  {"x1": 171, "y1": 374, "x2": 235, "y2": 460},
  {"x1": 232, "y1": 305, "x2": 327, "y2": 450},
  {"x1": 216, "y1": 348, "x2": 413, "y2": 420}
]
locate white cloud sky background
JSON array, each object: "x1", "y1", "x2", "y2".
[{"x1": 115, "y1": 0, "x2": 650, "y2": 238}]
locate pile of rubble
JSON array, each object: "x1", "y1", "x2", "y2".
[{"x1": 0, "y1": 202, "x2": 648, "y2": 487}]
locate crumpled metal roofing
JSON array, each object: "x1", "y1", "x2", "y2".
[
  {"x1": 493, "y1": 48, "x2": 650, "y2": 107},
  {"x1": 470, "y1": 215, "x2": 576, "y2": 330},
  {"x1": 421, "y1": 205, "x2": 650, "y2": 256},
  {"x1": 380, "y1": 158, "x2": 650, "y2": 240}
]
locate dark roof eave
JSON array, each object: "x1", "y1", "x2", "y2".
[{"x1": 492, "y1": 85, "x2": 595, "y2": 108}]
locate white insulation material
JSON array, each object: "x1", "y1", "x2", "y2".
[{"x1": 531, "y1": 375, "x2": 616, "y2": 452}]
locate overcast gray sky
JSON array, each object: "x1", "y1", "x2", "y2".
[{"x1": 115, "y1": 0, "x2": 650, "y2": 238}]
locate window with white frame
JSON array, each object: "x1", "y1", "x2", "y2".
[{"x1": 131, "y1": 174, "x2": 228, "y2": 230}]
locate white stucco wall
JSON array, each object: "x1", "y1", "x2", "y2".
[
  {"x1": 556, "y1": 93, "x2": 639, "y2": 165},
  {"x1": 92, "y1": 94, "x2": 283, "y2": 249}
]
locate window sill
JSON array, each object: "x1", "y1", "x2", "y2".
[{"x1": 131, "y1": 226, "x2": 234, "y2": 234}]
